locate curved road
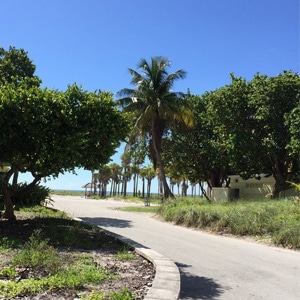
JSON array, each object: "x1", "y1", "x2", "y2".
[{"x1": 51, "y1": 195, "x2": 300, "y2": 300}]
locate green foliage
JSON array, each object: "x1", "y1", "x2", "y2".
[
  {"x1": 51, "y1": 190, "x2": 83, "y2": 196},
  {"x1": 116, "y1": 246, "x2": 135, "y2": 260},
  {"x1": 11, "y1": 230, "x2": 62, "y2": 274},
  {"x1": 273, "y1": 224, "x2": 300, "y2": 249},
  {"x1": 117, "y1": 205, "x2": 160, "y2": 213},
  {"x1": 0, "y1": 237, "x2": 18, "y2": 250},
  {"x1": 11, "y1": 184, "x2": 51, "y2": 207},
  {"x1": 165, "y1": 71, "x2": 300, "y2": 198},
  {"x1": 109, "y1": 288, "x2": 134, "y2": 300},
  {"x1": 159, "y1": 197, "x2": 300, "y2": 249},
  {"x1": 286, "y1": 181, "x2": 300, "y2": 191},
  {"x1": 0, "y1": 84, "x2": 129, "y2": 178},
  {"x1": 0, "y1": 267, "x2": 18, "y2": 279},
  {"x1": 82, "y1": 288, "x2": 134, "y2": 300},
  {"x1": 285, "y1": 100, "x2": 300, "y2": 157},
  {"x1": 0, "y1": 46, "x2": 41, "y2": 87},
  {"x1": 0, "y1": 48, "x2": 130, "y2": 219}
]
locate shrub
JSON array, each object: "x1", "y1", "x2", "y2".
[{"x1": 12, "y1": 183, "x2": 51, "y2": 207}]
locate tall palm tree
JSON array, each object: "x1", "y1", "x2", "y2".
[{"x1": 117, "y1": 57, "x2": 193, "y2": 199}]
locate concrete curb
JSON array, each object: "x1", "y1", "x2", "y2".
[
  {"x1": 104, "y1": 232, "x2": 181, "y2": 300},
  {"x1": 72, "y1": 217, "x2": 181, "y2": 300}
]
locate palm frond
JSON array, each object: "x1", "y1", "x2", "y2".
[{"x1": 117, "y1": 88, "x2": 136, "y2": 98}]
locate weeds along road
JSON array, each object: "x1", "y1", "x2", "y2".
[{"x1": 51, "y1": 195, "x2": 300, "y2": 300}]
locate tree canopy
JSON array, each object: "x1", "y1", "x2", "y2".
[
  {"x1": 0, "y1": 47, "x2": 129, "y2": 220},
  {"x1": 164, "y1": 71, "x2": 300, "y2": 198}
]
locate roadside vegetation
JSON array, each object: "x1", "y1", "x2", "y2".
[
  {"x1": 157, "y1": 196, "x2": 300, "y2": 249},
  {"x1": 0, "y1": 204, "x2": 152, "y2": 299}
]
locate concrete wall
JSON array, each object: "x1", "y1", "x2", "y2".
[
  {"x1": 211, "y1": 188, "x2": 236, "y2": 201},
  {"x1": 228, "y1": 175, "x2": 275, "y2": 199},
  {"x1": 211, "y1": 175, "x2": 276, "y2": 201}
]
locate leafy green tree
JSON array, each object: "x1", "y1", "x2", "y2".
[
  {"x1": 0, "y1": 46, "x2": 41, "y2": 186},
  {"x1": 117, "y1": 57, "x2": 193, "y2": 198},
  {"x1": 164, "y1": 93, "x2": 233, "y2": 198},
  {"x1": 0, "y1": 83, "x2": 129, "y2": 220},
  {"x1": 285, "y1": 99, "x2": 300, "y2": 159},
  {"x1": 0, "y1": 46, "x2": 40, "y2": 87},
  {"x1": 204, "y1": 75, "x2": 261, "y2": 179},
  {"x1": 248, "y1": 71, "x2": 300, "y2": 197},
  {"x1": 166, "y1": 72, "x2": 300, "y2": 199}
]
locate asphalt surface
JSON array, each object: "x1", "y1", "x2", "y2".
[{"x1": 51, "y1": 195, "x2": 300, "y2": 300}]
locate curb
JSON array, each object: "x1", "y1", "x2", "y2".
[
  {"x1": 104, "y1": 231, "x2": 181, "y2": 300},
  {"x1": 72, "y1": 217, "x2": 181, "y2": 300}
]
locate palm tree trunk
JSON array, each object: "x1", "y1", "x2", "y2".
[
  {"x1": 142, "y1": 177, "x2": 145, "y2": 198},
  {"x1": 123, "y1": 168, "x2": 127, "y2": 197},
  {"x1": 153, "y1": 143, "x2": 173, "y2": 199}
]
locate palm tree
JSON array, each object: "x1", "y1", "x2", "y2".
[
  {"x1": 98, "y1": 165, "x2": 111, "y2": 198},
  {"x1": 117, "y1": 57, "x2": 193, "y2": 199},
  {"x1": 109, "y1": 163, "x2": 122, "y2": 196},
  {"x1": 120, "y1": 150, "x2": 131, "y2": 197},
  {"x1": 145, "y1": 166, "x2": 156, "y2": 198}
]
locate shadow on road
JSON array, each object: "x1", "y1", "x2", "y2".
[
  {"x1": 176, "y1": 262, "x2": 224, "y2": 300},
  {"x1": 79, "y1": 217, "x2": 132, "y2": 228}
]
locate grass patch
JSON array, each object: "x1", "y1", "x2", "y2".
[
  {"x1": 50, "y1": 190, "x2": 84, "y2": 196},
  {"x1": 116, "y1": 205, "x2": 160, "y2": 213},
  {"x1": 158, "y1": 197, "x2": 300, "y2": 249},
  {"x1": 116, "y1": 246, "x2": 135, "y2": 260}
]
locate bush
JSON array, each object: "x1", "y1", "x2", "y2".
[{"x1": 12, "y1": 183, "x2": 51, "y2": 207}]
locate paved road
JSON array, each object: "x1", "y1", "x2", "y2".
[{"x1": 51, "y1": 195, "x2": 300, "y2": 300}]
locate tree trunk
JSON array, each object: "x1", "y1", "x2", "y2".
[
  {"x1": 123, "y1": 171, "x2": 127, "y2": 197},
  {"x1": 152, "y1": 115, "x2": 174, "y2": 199},
  {"x1": 1, "y1": 168, "x2": 16, "y2": 221},
  {"x1": 271, "y1": 158, "x2": 288, "y2": 199},
  {"x1": 142, "y1": 177, "x2": 145, "y2": 198},
  {"x1": 199, "y1": 181, "x2": 211, "y2": 202},
  {"x1": 12, "y1": 171, "x2": 19, "y2": 186},
  {"x1": 147, "y1": 179, "x2": 151, "y2": 198},
  {"x1": 2, "y1": 187, "x2": 16, "y2": 221}
]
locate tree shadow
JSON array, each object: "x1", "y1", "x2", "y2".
[
  {"x1": 79, "y1": 217, "x2": 132, "y2": 228},
  {"x1": 176, "y1": 262, "x2": 224, "y2": 300},
  {"x1": 79, "y1": 217, "x2": 149, "y2": 250}
]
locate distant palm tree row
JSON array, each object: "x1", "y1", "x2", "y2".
[
  {"x1": 89, "y1": 163, "x2": 156, "y2": 198},
  {"x1": 89, "y1": 162, "x2": 205, "y2": 199}
]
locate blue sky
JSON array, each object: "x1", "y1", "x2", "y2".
[{"x1": 1, "y1": 0, "x2": 299, "y2": 192}]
